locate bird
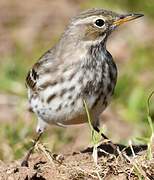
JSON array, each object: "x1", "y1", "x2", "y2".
[{"x1": 21, "y1": 8, "x2": 143, "y2": 166}]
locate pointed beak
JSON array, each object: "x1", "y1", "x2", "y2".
[{"x1": 113, "y1": 13, "x2": 144, "y2": 26}]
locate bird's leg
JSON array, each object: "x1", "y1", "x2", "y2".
[
  {"x1": 93, "y1": 126, "x2": 109, "y2": 140},
  {"x1": 21, "y1": 132, "x2": 43, "y2": 167},
  {"x1": 21, "y1": 118, "x2": 47, "y2": 167},
  {"x1": 93, "y1": 125, "x2": 119, "y2": 155}
]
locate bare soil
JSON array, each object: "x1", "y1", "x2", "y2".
[{"x1": 0, "y1": 142, "x2": 153, "y2": 180}]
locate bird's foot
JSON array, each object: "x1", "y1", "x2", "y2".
[{"x1": 21, "y1": 132, "x2": 43, "y2": 167}]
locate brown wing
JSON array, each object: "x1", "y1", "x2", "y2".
[
  {"x1": 25, "y1": 47, "x2": 79, "y2": 91},
  {"x1": 26, "y1": 67, "x2": 39, "y2": 90},
  {"x1": 25, "y1": 49, "x2": 55, "y2": 91}
]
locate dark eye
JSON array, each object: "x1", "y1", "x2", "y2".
[{"x1": 95, "y1": 19, "x2": 105, "y2": 27}]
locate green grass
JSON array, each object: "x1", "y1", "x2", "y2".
[
  {"x1": 83, "y1": 99, "x2": 102, "y2": 146},
  {"x1": 146, "y1": 92, "x2": 154, "y2": 160}
]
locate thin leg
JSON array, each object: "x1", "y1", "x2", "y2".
[
  {"x1": 93, "y1": 126, "x2": 109, "y2": 140},
  {"x1": 21, "y1": 132, "x2": 43, "y2": 167},
  {"x1": 93, "y1": 125, "x2": 118, "y2": 155}
]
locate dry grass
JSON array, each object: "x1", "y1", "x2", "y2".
[{"x1": 0, "y1": 143, "x2": 153, "y2": 180}]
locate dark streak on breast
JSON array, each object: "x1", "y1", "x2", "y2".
[
  {"x1": 40, "y1": 81, "x2": 57, "y2": 89},
  {"x1": 47, "y1": 94, "x2": 56, "y2": 103}
]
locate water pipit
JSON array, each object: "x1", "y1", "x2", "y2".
[{"x1": 21, "y1": 8, "x2": 143, "y2": 166}]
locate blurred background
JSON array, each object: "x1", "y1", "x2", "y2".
[{"x1": 0, "y1": 0, "x2": 154, "y2": 161}]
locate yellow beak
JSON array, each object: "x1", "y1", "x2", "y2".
[{"x1": 113, "y1": 13, "x2": 144, "y2": 26}]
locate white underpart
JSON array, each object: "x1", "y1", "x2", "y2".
[
  {"x1": 36, "y1": 117, "x2": 48, "y2": 133},
  {"x1": 30, "y1": 61, "x2": 105, "y2": 129},
  {"x1": 31, "y1": 80, "x2": 80, "y2": 126},
  {"x1": 84, "y1": 33, "x2": 107, "y2": 47}
]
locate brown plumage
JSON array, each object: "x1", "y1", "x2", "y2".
[{"x1": 21, "y1": 8, "x2": 143, "y2": 167}]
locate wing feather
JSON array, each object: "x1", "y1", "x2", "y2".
[
  {"x1": 25, "y1": 49, "x2": 55, "y2": 91},
  {"x1": 26, "y1": 68, "x2": 38, "y2": 90}
]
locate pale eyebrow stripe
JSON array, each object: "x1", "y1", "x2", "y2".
[{"x1": 72, "y1": 15, "x2": 105, "y2": 25}]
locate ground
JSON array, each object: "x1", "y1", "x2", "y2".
[{"x1": 0, "y1": 142, "x2": 153, "y2": 180}]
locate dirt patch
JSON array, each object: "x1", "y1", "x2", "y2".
[{"x1": 0, "y1": 143, "x2": 153, "y2": 180}]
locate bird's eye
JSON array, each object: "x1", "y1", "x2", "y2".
[{"x1": 95, "y1": 19, "x2": 105, "y2": 27}]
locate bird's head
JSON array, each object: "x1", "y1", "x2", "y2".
[{"x1": 64, "y1": 8, "x2": 143, "y2": 46}]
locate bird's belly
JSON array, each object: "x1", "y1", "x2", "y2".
[
  {"x1": 29, "y1": 88, "x2": 101, "y2": 126},
  {"x1": 28, "y1": 65, "x2": 116, "y2": 126}
]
